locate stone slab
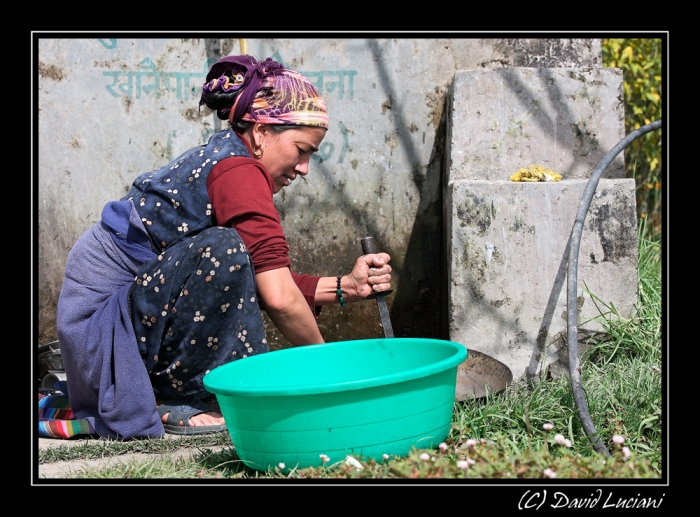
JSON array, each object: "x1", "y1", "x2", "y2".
[
  {"x1": 446, "y1": 179, "x2": 638, "y2": 381},
  {"x1": 445, "y1": 67, "x2": 626, "y2": 183}
]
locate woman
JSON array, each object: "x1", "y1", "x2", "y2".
[{"x1": 56, "y1": 55, "x2": 392, "y2": 439}]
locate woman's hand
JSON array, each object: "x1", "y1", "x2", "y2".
[
  {"x1": 313, "y1": 253, "x2": 392, "y2": 306},
  {"x1": 347, "y1": 252, "x2": 392, "y2": 300}
]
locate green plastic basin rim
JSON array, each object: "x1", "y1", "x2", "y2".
[{"x1": 203, "y1": 338, "x2": 467, "y2": 397}]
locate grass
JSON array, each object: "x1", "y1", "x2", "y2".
[{"x1": 37, "y1": 220, "x2": 663, "y2": 481}]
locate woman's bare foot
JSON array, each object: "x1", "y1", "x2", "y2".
[
  {"x1": 160, "y1": 410, "x2": 225, "y2": 428},
  {"x1": 156, "y1": 397, "x2": 226, "y2": 428}
]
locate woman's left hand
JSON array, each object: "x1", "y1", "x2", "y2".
[{"x1": 347, "y1": 252, "x2": 392, "y2": 300}]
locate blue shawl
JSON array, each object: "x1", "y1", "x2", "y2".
[{"x1": 56, "y1": 200, "x2": 165, "y2": 439}]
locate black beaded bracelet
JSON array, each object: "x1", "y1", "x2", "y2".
[{"x1": 336, "y1": 275, "x2": 346, "y2": 308}]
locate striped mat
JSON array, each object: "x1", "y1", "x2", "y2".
[{"x1": 38, "y1": 393, "x2": 95, "y2": 439}]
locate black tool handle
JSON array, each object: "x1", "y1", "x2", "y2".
[
  {"x1": 361, "y1": 236, "x2": 376, "y2": 255},
  {"x1": 360, "y1": 237, "x2": 392, "y2": 298}
]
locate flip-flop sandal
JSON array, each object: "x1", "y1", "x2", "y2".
[{"x1": 157, "y1": 394, "x2": 228, "y2": 435}]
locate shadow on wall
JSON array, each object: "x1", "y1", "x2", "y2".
[{"x1": 367, "y1": 39, "x2": 447, "y2": 340}]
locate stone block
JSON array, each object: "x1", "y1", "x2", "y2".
[
  {"x1": 446, "y1": 68, "x2": 626, "y2": 183},
  {"x1": 446, "y1": 179, "x2": 638, "y2": 380}
]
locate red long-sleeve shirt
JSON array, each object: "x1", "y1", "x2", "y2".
[{"x1": 207, "y1": 156, "x2": 321, "y2": 316}]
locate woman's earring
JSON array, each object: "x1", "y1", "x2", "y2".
[{"x1": 253, "y1": 143, "x2": 264, "y2": 158}]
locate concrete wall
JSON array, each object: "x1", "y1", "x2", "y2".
[{"x1": 36, "y1": 37, "x2": 602, "y2": 348}]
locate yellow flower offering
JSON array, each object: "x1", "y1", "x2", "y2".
[{"x1": 510, "y1": 164, "x2": 562, "y2": 182}]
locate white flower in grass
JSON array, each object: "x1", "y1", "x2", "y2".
[
  {"x1": 439, "y1": 442, "x2": 448, "y2": 451},
  {"x1": 563, "y1": 439, "x2": 572, "y2": 448},
  {"x1": 456, "y1": 460, "x2": 469, "y2": 470},
  {"x1": 543, "y1": 468, "x2": 556, "y2": 478},
  {"x1": 345, "y1": 455, "x2": 363, "y2": 470},
  {"x1": 467, "y1": 458, "x2": 475, "y2": 465},
  {"x1": 622, "y1": 446, "x2": 631, "y2": 459},
  {"x1": 319, "y1": 454, "x2": 330, "y2": 463},
  {"x1": 382, "y1": 454, "x2": 390, "y2": 460},
  {"x1": 278, "y1": 462, "x2": 285, "y2": 470},
  {"x1": 543, "y1": 423, "x2": 554, "y2": 431},
  {"x1": 466, "y1": 439, "x2": 477, "y2": 448},
  {"x1": 419, "y1": 453, "x2": 430, "y2": 461},
  {"x1": 612, "y1": 435, "x2": 625, "y2": 444},
  {"x1": 554, "y1": 434, "x2": 565, "y2": 444}
]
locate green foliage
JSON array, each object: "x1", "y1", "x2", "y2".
[{"x1": 602, "y1": 38, "x2": 663, "y2": 238}]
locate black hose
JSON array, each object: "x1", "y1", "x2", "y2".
[{"x1": 567, "y1": 119, "x2": 662, "y2": 457}]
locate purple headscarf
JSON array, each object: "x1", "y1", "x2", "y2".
[{"x1": 200, "y1": 55, "x2": 328, "y2": 129}]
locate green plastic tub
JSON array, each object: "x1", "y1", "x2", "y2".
[{"x1": 203, "y1": 338, "x2": 467, "y2": 472}]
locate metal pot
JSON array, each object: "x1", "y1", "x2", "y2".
[
  {"x1": 38, "y1": 340, "x2": 66, "y2": 391},
  {"x1": 455, "y1": 349, "x2": 513, "y2": 400}
]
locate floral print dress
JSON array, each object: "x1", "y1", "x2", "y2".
[{"x1": 124, "y1": 129, "x2": 269, "y2": 400}]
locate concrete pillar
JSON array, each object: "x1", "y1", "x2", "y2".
[{"x1": 444, "y1": 67, "x2": 637, "y2": 381}]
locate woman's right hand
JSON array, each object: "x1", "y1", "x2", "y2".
[{"x1": 346, "y1": 252, "x2": 392, "y2": 300}]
